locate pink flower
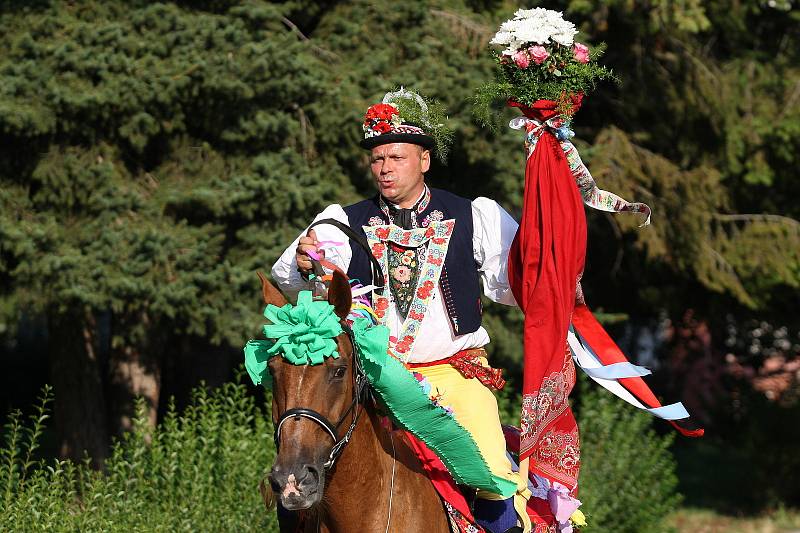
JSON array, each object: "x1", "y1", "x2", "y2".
[
  {"x1": 573, "y1": 43, "x2": 590, "y2": 64},
  {"x1": 512, "y1": 50, "x2": 530, "y2": 68},
  {"x1": 392, "y1": 265, "x2": 411, "y2": 283},
  {"x1": 528, "y1": 45, "x2": 549, "y2": 65}
]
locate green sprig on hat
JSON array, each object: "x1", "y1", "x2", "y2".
[{"x1": 385, "y1": 88, "x2": 454, "y2": 162}]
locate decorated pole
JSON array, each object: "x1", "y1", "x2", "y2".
[{"x1": 477, "y1": 8, "x2": 702, "y2": 533}]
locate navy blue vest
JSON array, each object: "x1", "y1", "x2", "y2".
[{"x1": 343, "y1": 188, "x2": 482, "y2": 336}]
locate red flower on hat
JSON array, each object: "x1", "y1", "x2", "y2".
[
  {"x1": 373, "y1": 121, "x2": 392, "y2": 134},
  {"x1": 366, "y1": 103, "x2": 399, "y2": 121}
]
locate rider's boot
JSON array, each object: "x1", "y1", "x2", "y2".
[{"x1": 474, "y1": 497, "x2": 518, "y2": 533}]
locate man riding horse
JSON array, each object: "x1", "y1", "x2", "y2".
[{"x1": 272, "y1": 88, "x2": 529, "y2": 533}]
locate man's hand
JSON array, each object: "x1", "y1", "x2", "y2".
[{"x1": 296, "y1": 229, "x2": 324, "y2": 275}]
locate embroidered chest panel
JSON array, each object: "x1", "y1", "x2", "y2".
[{"x1": 363, "y1": 220, "x2": 455, "y2": 360}]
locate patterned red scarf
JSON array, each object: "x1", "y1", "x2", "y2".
[{"x1": 507, "y1": 96, "x2": 587, "y2": 493}]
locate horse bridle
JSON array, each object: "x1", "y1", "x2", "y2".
[
  {"x1": 272, "y1": 321, "x2": 370, "y2": 470},
  {"x1": 273, "y1": 218, "x2": 383, "y2": 470}
]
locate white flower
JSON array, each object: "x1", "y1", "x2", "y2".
[
  {"x1": 490, "y1": 30, "x2": 515, "y2": 45},
  {"x1": 490, "y1": 7, "x2": 578, "y2": 52}
]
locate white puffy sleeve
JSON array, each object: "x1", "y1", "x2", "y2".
[
  {"x1": 471, "y1": 197, "x2": 519, "y2": 307},
  {"x1": 270, "y1": 204, "x2": 353, "y2": 299}
]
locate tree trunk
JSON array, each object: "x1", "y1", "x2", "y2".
[
  {"x1": 107, "y1": 310, "x2": 162, "y2": 436},
  {"x1": 49, "y1": 309, "x2": 109, "y2": 468}
]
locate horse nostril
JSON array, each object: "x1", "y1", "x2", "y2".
[
  {"x1": 299, "y1": 464, "x2": 320, "y2": 487},
  {"x1": 269, "y1": 476, "x2": 282, "y2": 493},
  {"x1": 306, "y1": 464, "x2": 319, "y2": 480}
]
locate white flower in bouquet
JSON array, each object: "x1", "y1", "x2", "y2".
[{"x1": 490, "y1": 8, "x2": 578, "y2": 55}]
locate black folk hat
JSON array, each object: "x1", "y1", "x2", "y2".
[{"x1": 360, "y1": 88, "x2": 447, "y2": 156}]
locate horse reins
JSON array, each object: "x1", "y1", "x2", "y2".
[
  {"x1": 273, "y1": 218, "x2": 384, "y2": 470},
  {"x1": 305, "y1": 218, "x2": 385, "y2": 294}
]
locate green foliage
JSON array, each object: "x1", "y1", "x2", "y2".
[
  {"x1": 578, "y1": 376, "x2": 681, "y2": 533},
  {"x1": 474, "y1": 42, "x2": 616, "y2": 122},
  {"x1": 1, "y1": 382, "x2": 277, "y2": 532},
  {"x1": 0, "y1": 1, "x2": 350, "y2": 351}
]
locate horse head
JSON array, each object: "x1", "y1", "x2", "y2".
[{"x1": 259, "y1": 271, "x2": 357, "y2": 511}]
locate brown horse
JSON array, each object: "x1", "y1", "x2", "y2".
[{"x1": 258, "y1": 270, "x2": 452, "y2": 533}]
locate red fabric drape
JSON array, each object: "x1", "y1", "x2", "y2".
[{"x1": 507, "y1": 98, "x2": 587, "y2": 491}]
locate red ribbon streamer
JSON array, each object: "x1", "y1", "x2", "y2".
[{"x1": 571, "y1": 304, "x2": 704, "y2": 437}]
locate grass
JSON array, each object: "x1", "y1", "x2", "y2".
[
  {"x1": 669, "y1": 508, "x2": 800, "y2": 533},
  {"x1": 1, "y1": 381, "x2": 278, "y2": 532}
]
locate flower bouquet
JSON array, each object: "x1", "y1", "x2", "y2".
[{"x1": 474, "y1": 8, "x2": 615, "y2": 122}]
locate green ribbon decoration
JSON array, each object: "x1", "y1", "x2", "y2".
[
  {"x1": 351, "y1": 316, "x2": 517, "y2": 497},
  {"x1": 243, "y1": 291, "x2": 343, "y2": 386}
]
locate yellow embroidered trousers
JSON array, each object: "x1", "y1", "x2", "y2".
[{"x1": 412, "y1": 358, "x2": 531, "y2": 511}]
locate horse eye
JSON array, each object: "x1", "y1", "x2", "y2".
[{"x1": 332, "y1": 366, "x2": 347, "y2": 380}]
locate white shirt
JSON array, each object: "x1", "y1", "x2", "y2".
[{"x1": 271, "y1": 196, "x2": 519, "y2": 363}]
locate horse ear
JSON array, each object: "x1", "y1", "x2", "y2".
[
  {"x1": 328, "y1": 270, "x2": 352, "y2": 319},
  {"x1": 257, "y1": 271, "x2": 287, "y2": 307}
]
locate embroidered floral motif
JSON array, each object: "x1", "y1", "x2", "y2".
[
  {"x1": 374, "y1": 298, "x2": 389, "y2": 318},
  {"x1": 363, "y1": 221, "x2": 454, "y2": 360},
  {"x1": 519, "y1": 350, "x2": 579, "y2": 487},
  {"x1": 371, "y1": 242, "x2": 386, "y2": 260},
  {"x1": 520, "y1": 353, "x2": 575, "y2": 439},
  {"x1": 388, "y1": 245, "x2": 420, "y2": 318},
  {"x1": 420, "y1": 209, "x2": 444, "y2": 227},
  {"x1": 368, "y1": 215, "x2": 386, "y2": 227},
  {"x1": 533, "y1": 428, "x2": 580, "y2": 487},
  {"x1": 417, "y1": 188, "x2": 431, "y2": 213}
]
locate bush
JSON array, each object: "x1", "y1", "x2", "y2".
[
  {"x1": 577, "y1": 376, "x2": 681, "y2": 533},
  {"x1": 1, "y1": 382, "x2": 278, "y2": 532}
]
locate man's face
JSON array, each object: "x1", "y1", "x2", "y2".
[{"x1": 369, "y1": 143, "x2": 430, "y2": 207}]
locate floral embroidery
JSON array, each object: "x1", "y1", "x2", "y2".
[
  {"x1": 520, "y1": 350, "x2": 579, "y2": 488},
  {"x1": 388, "y1": 245, "x2": 420, "y2": 318},
  {"x1": 371, "y1": 242, "x2": 385, "y2": 259},
  {"x1": 416, "y1": 188, "x2": 431, "y2": 213},
  {"x1": 533, "y1": 428, "x2": 580, "y2": 488},
  {"x1": 363, "y1": 221, "x2": 454, "y2": 360},
  {"x1": 368, "y1": 215, "x2": 385, "y2": 227},
  {"x1": 395, "y1": 334, "x2": 415, "y2": 354},
  {"x1": 520, "y1": 353, "x2": 575, "y2": 441},
  {"x1": 374, "y1": 298, "x2": 389, "y2": 318},
  {"x1": 420, "y1": 209, "x2": 444, "y2": 227}
]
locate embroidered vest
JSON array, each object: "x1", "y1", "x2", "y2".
[{"x1": 343, "y1": 188, "x2": 482, "y2": 336}]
